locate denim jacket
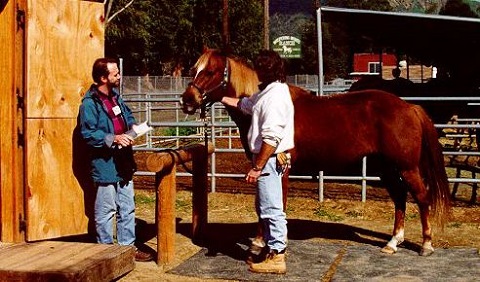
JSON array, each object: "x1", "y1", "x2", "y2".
[{"x1": 78, "y1": 84, "x2": 137, "y2": 184}]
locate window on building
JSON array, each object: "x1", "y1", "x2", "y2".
[{"x1": 368, "y1": 62, "x2": 381, "y2": 74}]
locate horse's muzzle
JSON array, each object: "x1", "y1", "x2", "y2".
[
  {"x1": 181, "y1": 86, "x2": 203, "y2": 114},
  {"x1": 182, "y1": 103, "x2": 198, "y2": 115}
]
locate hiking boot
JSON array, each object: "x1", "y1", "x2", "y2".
[
  {"x1": 248, "y1": 250, "x2": 286, "y2": 274},
  {"x1": 135, "y1": 249, "x2": 153, "y2": 262}
]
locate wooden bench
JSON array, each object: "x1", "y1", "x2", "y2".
[{"x1": 0, "y1": 241, "x2": 135, "y2": 281}]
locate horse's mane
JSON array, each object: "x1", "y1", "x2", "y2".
[
  {"x1": 228, "y1": 57, "x2": 259, "y2": 98},
  {"x1": 195, "y1": 49, "x2": 259, "y2": 99},
  {"x1": 196, "y1": 49, "x2": 314, "y2": 100}
]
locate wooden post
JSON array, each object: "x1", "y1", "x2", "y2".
[
  {"x1": 192, "y1": 144, "x2": 209, "y2": 243},
  {"x1": 155, "y1": 166, "x2": 176, "y2": 265},
  {"x1": 146, "y1": 142, "x2": 214, "y2": 265}
]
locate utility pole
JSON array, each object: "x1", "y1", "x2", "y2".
[
  {"x1": 222, "y1": 0, "x2": 230, "y2": 48},
  {"x1": 263, "y1": 0, "x2": 269, "y2": 49}
]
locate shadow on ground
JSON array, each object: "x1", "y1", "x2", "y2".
[{"x1": 134, "y1": 218, "x2": 424, "y2": 261}]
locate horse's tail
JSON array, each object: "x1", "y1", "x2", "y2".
[{"x1": 414, "y1": 105, "x2": 452, "y2": 228}]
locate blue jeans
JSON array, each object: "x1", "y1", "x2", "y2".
[
  {"x1": 94, "y1": 181, "x2": 136, "y2": 246},
  {"x1": 254, "y1": 155, "x2": 287, "y2": 252}
]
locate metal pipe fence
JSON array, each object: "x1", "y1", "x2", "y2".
[{"x1": 123, "y1": 76, "x2": 480, "y2": 202}]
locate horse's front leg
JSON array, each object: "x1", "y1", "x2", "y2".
[{"x1": 381, "y1": 205, "x2": 405, "y2": 254}]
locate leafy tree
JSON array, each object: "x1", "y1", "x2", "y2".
[
  {"x1": 106, "y1": 0, "x2": 187, "y2": 75},
  {"x1": 228, "y1": 1, "x2": 263, "y2": 60},
  {"x1": 269, "y1": 13, "x2": 311, "y2": 40},
  {"x1": 440, "y1": 0, "x2": 480, "y2": 18},
  {"x1": 105, "y1": 0, "x2": 263, "y2": 76},
  {"x1": 323, "y1": 0, "x2": 392, "y2": 12}
]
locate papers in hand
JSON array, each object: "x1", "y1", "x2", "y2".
[{"x1": 126, "y1": 121, "x2": 153, "y2": 138}]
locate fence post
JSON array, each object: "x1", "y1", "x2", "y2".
[
  {"x1": 145, "y1": 142, "x2": 214, "y2": 265},
  {"x1": 155, "y1": 166, "x2": 176, "y2": 265},
  {"x1": 319, "y1": 171, "x2": 324, "y2": 202},
  {"x1": 362, "y1": 156, "x2": 367, "y2": 202},
  {"x1": 192, "y1": 145, "x2": 209, "y2": 243}
]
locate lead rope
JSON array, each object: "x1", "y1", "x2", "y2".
[
  {"x1": 200, "y1": 102, "x2": 209, "y2": 155},
  {"x1": 175, "y1": 105, "x2": 209, "y2": 175}
]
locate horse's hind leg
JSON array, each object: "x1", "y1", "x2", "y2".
[
  {"x1": 401, "y1": 168, "x2": 435, "y2": 256},
  {"x1": 381, "y1": 169, "x2": 408, "y2": 254}
]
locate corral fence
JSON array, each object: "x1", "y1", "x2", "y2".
[{"x1": 122, "y1": 75, "x2": 480, "y2": 202}]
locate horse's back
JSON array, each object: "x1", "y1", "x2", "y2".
[
  {"x1": 294, "y1": 89, "x2": 413, "y2": 117},
  {"x1": 290, "y1": 89, "x2": 423, "y2": 174}
]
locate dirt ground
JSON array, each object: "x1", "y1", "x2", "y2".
[{"x1": 119, "y1": 171, "x2": 480, "y2": 282}]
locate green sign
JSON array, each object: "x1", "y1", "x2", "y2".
[{"x1": 272, "y1": 36, "x2": 301, "y2": 59}]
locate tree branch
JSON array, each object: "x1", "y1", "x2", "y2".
[{"x1": 105, "y1": 0, "x2": 135, "y2": 24}]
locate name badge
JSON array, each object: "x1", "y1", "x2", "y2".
[{"x1": 112, "y1": 106, "x2": 122, "y2": 116}]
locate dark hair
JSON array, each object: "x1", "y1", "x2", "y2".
[
  {"x1": 254, "y1": 50, "x2": 286, "y2": 83},
  {"x1": 92, "y1": 57, "x2": 117, "y2": 84}
]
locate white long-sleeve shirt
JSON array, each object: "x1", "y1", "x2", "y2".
[{"x1": 238, "y1": 81, "x2": 294, "y2": 154}]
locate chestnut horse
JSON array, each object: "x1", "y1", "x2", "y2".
[{"x1": 181, "y1": 49, "x2": 451, "y2": 256}]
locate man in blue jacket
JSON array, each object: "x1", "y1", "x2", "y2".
[{"x1": 78, "y1": 57, "x2": 152, "y2": 262}]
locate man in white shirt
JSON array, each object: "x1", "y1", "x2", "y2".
[{"x1": 221, "y1": 50, "x2": 294, "y2": 274}]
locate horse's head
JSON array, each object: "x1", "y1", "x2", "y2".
[
  {"x1": 181, "y1": 48, "x2": 259, "y2": 115},
  {"x1": 181, "y1": 49, "x2": 231, "y2": 114}
]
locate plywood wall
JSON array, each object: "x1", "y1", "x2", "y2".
[
  {"x1": 24, "y1": 0, "x2": 104, "y2": 241},
  {"x1": 27, "y1": 0, "x2": 104, "y2": 118}
]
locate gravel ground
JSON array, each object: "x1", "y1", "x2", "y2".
[{"x1": 118, "y1": 179, "x2": 479, "y2": 281}]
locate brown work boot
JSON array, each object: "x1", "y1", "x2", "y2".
[
  {"x1": 248, "y1": 250, "x2": 286, "y2": 274},
  {"x1": 135, "y1": 249, "x2": 153, "y2": 262}
]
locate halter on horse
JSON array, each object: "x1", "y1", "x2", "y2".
[{"x1": 186, "y1": 58, "x2": 229, "y2": 119}]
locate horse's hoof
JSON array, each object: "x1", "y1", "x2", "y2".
[
  {"x1": 419, "y1": 248, "x2": 434, "y2": 256},
  {"x1": 380, "y1": 245, "x2": 396, "y2": 254}
]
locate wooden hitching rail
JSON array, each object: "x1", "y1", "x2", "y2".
[{"x1": 145, "y1": 142, "x2": 214, "y2": 265}]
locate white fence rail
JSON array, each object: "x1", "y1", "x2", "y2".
[{"x1": 122, "y1": 76, "x2": 480, "y2": 202}]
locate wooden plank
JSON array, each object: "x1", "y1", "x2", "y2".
[
  {"x1": 26, "y1": 0, "x2": 104, "y2": 118},
  {"x1": 0, "y1": 0, "x2": 16, "y2": 242},
  {"x1": 26, "y1": 119, "x2": 89, "y2": 240},
  {"x1": 0, "y1": 241, "x2": 135, "y2": 282},
  {"x1": 0, "y1": 0, "x2": 26, "y2": 242}
]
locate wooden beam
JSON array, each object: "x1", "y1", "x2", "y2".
[
  {"x1": 146, "y1": 142, "x2": 214, "y2": 265},
  {"x1": 0, "y1": 241, "x2": 135, "y2": 281}
]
